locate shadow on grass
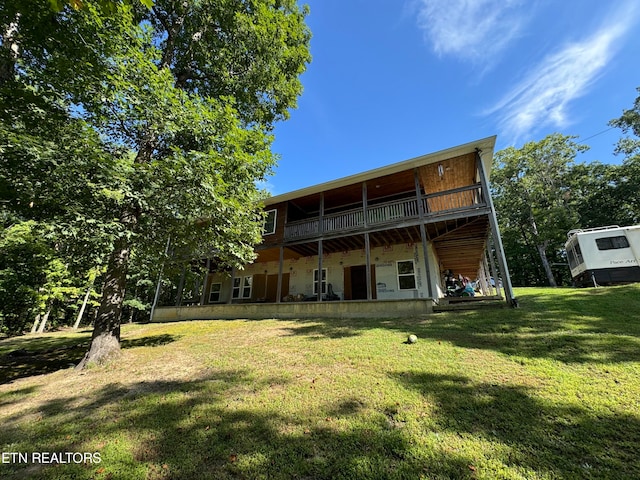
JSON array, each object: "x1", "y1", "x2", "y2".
[
  {"x1": 391, "y1": 371, "x2": 640, "y2": 478},
  {"x1": 281, "y1": 285, "x2": 640, "y2": 364},
  {"x1": 281, "y1": 322, "x2": 363, "y2": 340},
  {"x1": 121, "y1": 334, "x2": 177, "y2": 349},
  {"x1": 4, "y1": 367, "x2": 639, "y2": 479},
  {"x1": 0, "y1": 334, "x2": 180, "y2": 385},
  {"x1": 0, "y1": 385, "x2": 39, "y2": 409},
  {"x1": 0, "y1": 370, "x2": 476, "y2": 480}
]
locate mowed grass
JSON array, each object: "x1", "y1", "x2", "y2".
[{"x1": 1, "y1": 285, "x2": 639, "y2": 479}]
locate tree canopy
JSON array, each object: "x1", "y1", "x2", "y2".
[
  {"x1": 0, "y1": 0, "x2": 311, "y2": 363},
  {"x1": 492, "y1": 90, "x2": 640, "y2": 287},
  {"x1": 492, "y1": 134, "x2": 588, "y2": 287}
]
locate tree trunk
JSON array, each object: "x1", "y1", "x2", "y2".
[
  {"x1": 76, "y1": 235, "x2": 131, "y2": 369},
  {"x1": 73, "y1": 282, "x2": 94, "y2": 329},
  {"x1": 76, "y1": 122, "x2": 151, "y2": 369},
  {"x1": 0, "y1": 14, "x2": 20, "y2": 86},
  {"x1": 528, "y1": 213, "x2": 557, "y2": 287},
  {"x1": 536, "y1": 242, "x2": 557, "y2": 287},
  {"x1": 31, "y1": 313, "x2": 41, "y2": 334},
  {"x1": 37, "y1": 307, "x2": 51, "y2": 333}
]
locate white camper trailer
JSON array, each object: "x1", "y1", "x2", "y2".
[{"x1": 565, "y1": 225, "x2": 640, "y2": 287}]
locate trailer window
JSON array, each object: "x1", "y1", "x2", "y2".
[
  {"x1": 567, "y1": 247, "x2": 577, "y2": 270},
  {"x1": 596, "y1": 236, "x2": 629, "y2": 250},
  {"x1": 575, "y1": 243, "x2": 583, "y2": 265}
]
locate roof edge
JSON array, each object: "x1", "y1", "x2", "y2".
[{"x1": 265, "y1": 135, "x2": 497, "y2": 205}]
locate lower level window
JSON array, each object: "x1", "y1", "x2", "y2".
[
  {"x1": 232, "y1": 276, "x2": 252, "y2": 299},
  {"x1": 209, "y1": 283, "x2": 222, "y2": 303},
  {"x1": 242, "y1": 276, "x2": 252, "y2": 298},
  {"x1": 313, "y1": 268, "x2": 327, "y2": 295},
  {"x1": 397, "y1": 260, "x2": 416, "y2": 290}
]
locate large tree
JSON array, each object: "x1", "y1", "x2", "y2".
[
  {"x1": 492, "y1": 134, "x2": 588, "y2": 287},
  {"x1": 0, "y1": 1, "x2": 311, "y2": 365},
  {"x1": 609, "y1": 87, "x2": 640, "y2": 224}
]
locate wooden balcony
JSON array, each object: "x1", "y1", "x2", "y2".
[{"x1": 283, "y1": 184, "x2": 486, "y2": 241}]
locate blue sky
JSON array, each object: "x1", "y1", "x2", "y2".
[{"x1": 268, "y1": 0, "x2": 640, "y2": 195}]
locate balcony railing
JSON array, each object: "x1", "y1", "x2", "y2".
[
  {"x1": 368, "y1": 197, "x2": 419, "y2": 225},
  {"x1": 283, "y1": 184, "x2": 485, "y2": 241}
]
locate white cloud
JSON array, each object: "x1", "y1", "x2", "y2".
[
  {"x1": 414, "y1": 0, "x2": 527, "y2": 63},
  {"x1": 256, "y1": 179, "x2": 277, "y2": 196},
  {"x1": 486, "y1": 2, "x2": 640, "y2": 142}
]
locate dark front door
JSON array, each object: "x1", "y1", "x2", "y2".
[
  {"x1": 265, "y1": 273, "x2": 289, "y2": 302},
  {"x1": 346, "y1": 265, "x2": 377, "y2": 300},
  {"x1": 351, "y1": 265, "x2": 368, "y2": 300}
]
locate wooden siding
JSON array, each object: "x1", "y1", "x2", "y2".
[{"x1": 419, "y1": 153, "x2": 476, "y2": 213}]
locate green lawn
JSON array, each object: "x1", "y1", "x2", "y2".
[{"x1": 1, "y1": 286, "x2": 639, "y2": 479}]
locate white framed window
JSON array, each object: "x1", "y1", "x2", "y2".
[
  {"x1": 242, "y1": 276, "x2": 252, "y2": 298},
  {"x1": 231, "y1": 276, "x2": 252, "y2": 299},
  {"x1": 263, "y1": 209, "x2": 277, "y2": 235},
  {"x1": 209, "y1": 283, "x2": 222, "y2": 303},
  {"x1": 397, "y1": 260, "x2": 416, "y2": 290},
  {"x1": 232, "y1": 277, "x2": 241, "y2": 299},
  {"x1": 313, "y1": 268, "x2": 327, "y2": 295}
]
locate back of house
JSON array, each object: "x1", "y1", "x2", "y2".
[{"x1": 565, "y1": 225, "x2": 640, "y2": 286}]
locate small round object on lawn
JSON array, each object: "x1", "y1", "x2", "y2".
[{"x1": 407, "y1": 334, "x2": 418, "y2": 344}]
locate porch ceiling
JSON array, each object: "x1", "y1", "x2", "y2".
[
  {"x1": 279, "y1": 226, "x2": 425, "y2": 258},
  {"x1": 284, "y1": 169, "x2": 419, "y2": 216},
  {"x1": 426, "y1": 216, "x2": 490, "y2": 280},
  {"x1": 255, "y1": 247, "x2": 304, "y2": 263}
]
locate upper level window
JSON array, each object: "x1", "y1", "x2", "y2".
[
  {"x1": 596, "y1": 236, "x2": 629, "y2": 251},
  {"x1": 397, "y1": 260, "x2": 416, "y2": 290},
  {"x1": 264, "y1": 209, "x2": 277, "y2": 235}
]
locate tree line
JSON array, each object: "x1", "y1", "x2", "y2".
[{"x1": 491, "y1": 94, "x2": 640, "y2": 287}]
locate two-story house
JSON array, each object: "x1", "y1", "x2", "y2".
[{"x1": 153, "y1": 136, "x2": 515, "y2": 321}]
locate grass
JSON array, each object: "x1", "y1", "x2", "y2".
[{"x1": 1, "y1": 285, "x2": 639, "y2": 479}]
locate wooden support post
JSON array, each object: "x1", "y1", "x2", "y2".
[
  {"x1": 317, "y1": 239, "x2": 323, "y2": 302},
  {"x1": 200, "y1": 259, "x2": 211, "y2": 305},
  {"x1": 362, "y1": 181, "x2": 368, "y2": 228},
  {"x1": 317, "y1": 193, "x2": 324, "y2": 302},
  {"x1": 176, "y1": 268, "x2": 186, "y2": 306},
  {"x1": 486, "y1": 244, "x2": 499, "y2": 297},
  {"x1": 150, "y1": 236, "x2": 171, "y2": 321},
  {"x1": 481, "y1": 253, "x2": 492, "y2": 296},
  {"x1": 365, "y1": 232, "x2": 372, "y2": 300},
  {"x1": 419, "y1": 223, "x2": 434, "y2": 299},
  {"x1": 277, "y1": 246, "x2": 284, "y2": 303},
  {"x1": 476, "y1": 150, "x2": 517, "y2": 306},
  {"x1": 414, "y1": 168, "x2": 425, "y2": 217},
  {"x1": 228, "y1": 268, "x2": 236, "y2": 304},
  {"x1": 415, "y1": 168, "x2": 434, "y2": 299}
]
